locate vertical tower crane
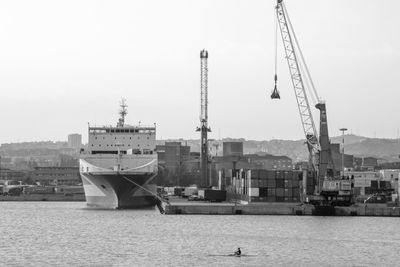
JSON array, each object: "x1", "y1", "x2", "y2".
[
  {"x1": 273, "y1": 0, "x2": 342, "y2": 199},
  {"x1": 197, "y1": 49, "x2": 211, "y2": 187}
]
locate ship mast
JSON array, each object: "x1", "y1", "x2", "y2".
[{"x1": 117, "y1": 98, "x2": 128, "y2": 127}]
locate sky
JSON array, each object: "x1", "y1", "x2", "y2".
[{"x1": 0, "y1": 0, "x2": 399, "y2": 144}]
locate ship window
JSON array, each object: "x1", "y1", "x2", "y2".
[
  {"x1": 95, "y1": 137, "x2": 97, "y2": 140},
  {"x1": 99, "y1": 144, "x2": 101, "y2": 147},
  {"x1": 115, "y1": 137, "x2": 117, "y2": 139},
  {"x1": 111, "y1": 130, "x2": 115, "y2": 133},
  {"x1": 130, "y1": 137, "x2": 131, "y2": 140},
  {"x1": 103, "y1": 137, "x2": 105, "y2": 139},
  {"x1": 91, "y1": 144, "x2": 94, "y2": 146}
]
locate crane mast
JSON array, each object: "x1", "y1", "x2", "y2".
[
  {"x1": 197, "y1": 49, "x2": 211, "y2": 187},
  {"x1": 275, "y1": 0, "x2": 335, "y2": 192}
]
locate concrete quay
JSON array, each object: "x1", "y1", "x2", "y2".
[
  {"x1": 164, "y1": 201, "x2": 400, "y2": 217},
  {"x1": 0, "y1": 194, "x2": 85, "y2": 202}
]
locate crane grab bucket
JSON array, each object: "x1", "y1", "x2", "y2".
[
  {"x1": 271, "y1": 74, "x2": 280, "y2": 99},
  {"x1": 271, "y1": 84, "x2": 280, "y2": 99}
]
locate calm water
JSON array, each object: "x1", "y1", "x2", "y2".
[{"x1": 1, "y1": 202, "x2": 399, "y2": 266}]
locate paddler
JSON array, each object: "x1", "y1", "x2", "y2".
[{"x1": 234, "y1": 247, "x2": 241, "y2": 256}]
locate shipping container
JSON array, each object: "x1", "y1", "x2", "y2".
[
  {"x1": 174, "y1": 187, "x2": 184, "y2": 196},
  {"x1": 267, "y1": 188, "x2": 276, "y2": 196},
  {"x1": 259, "y1": 169, "x2": 267, "y2": 180},
  {"x1": 267, "y1": 179, "x2": 276, "y2": 188},
  {"x1": 266, "y1": 196, "x2": 276, "y2": 202},
  {"x1": 251, "y1": 179, "x2": 259, "y2": 188},
  {"x1": 276, "y1": 179, "x2": 284, "y2": 188},
  {"x1": 284, "y1": 188, "x2": 293, "y2": 197},
  {"x1": 306, "y1": 186, "x2": 315, "y2": 195},
  {"x1": 276, "y1": 188, "x2": 284, "y2": 197},
  {"x1": 353, "y1": 187, "x2": 361, "y2": 196},
  {"x1": 198, "y1": 189, "x2": 226, "y2": 202},
  {"x1": 364, "y1": 187, "x2": 373, "y2": 195},
  {"x1": 284, "y1": 179, "x2": 293, "y2": 188},
  {"x1": 292, "y1": 188, "x2": 300, "y2": 198},
  {"x1": 283, "y1": 171, "x2": 293, "y2": 180},
  {"x1": 371, "y1": 180, "x2": 378, "y2": 188},
  {"x1": 259, "y1": 187, "x2": 268, "y2": 197},
  {"x1": 292, "y1": 178, "x2": 299, "y2": 187},
  {"x1": 249, "y1": 187, "x2": 259, "y2": 197},
  {"x1": 307, "y1": 177, "x2": 315, "y2": 186},
  {"x1": 183, "y1": 187, "x2": 198, "y2": 197},
  {"x1": 267, "y1": 170, "x2": 276, "y2": 180},
  {"x1": 284, "y1": 197, "x2": 294, "y2": 202},
  {"x1": 379, "y1": 181, "x2": 391, "y2": 189},
  {"x1": 294, "y1": 171, "x2": 303, "y2": 181},
  {"x1": 250, "y1": 169, "x2": 259, "y2": 179},
  {"x1": 259, "y1": 180, "x2": 268, "y2": 187},
  {"x1": 276, "y1": 196, "x2": 285, "y2": 202},
  {"x1": 276, "y1": 171, "x2": 284, "y2": 179}
]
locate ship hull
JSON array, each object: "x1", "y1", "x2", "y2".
[{"x1": 81, "y1": 173, "x2": 157, "y2": 209}]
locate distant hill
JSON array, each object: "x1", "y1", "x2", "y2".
[{"x1": 159, "y1": 134, "x2": 400, "y2": 162}]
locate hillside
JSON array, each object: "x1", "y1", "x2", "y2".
[{"x1": 159, "y1": 134, "x2": 400, "y2": 162}]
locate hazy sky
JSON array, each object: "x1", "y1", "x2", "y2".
[{"x1": 0, "y1": 0, "x2": 399, "y2": 144}]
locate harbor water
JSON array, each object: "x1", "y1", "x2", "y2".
[{"x1": 1, "y1": 202, "x2": 400, "y2": 266}]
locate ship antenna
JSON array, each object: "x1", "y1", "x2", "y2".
[{"x1": 117, "y1": 98, "x2": 128, "y2": 127}]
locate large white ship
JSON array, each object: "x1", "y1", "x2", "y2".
[{"x1": 80, "y1": 100, "x2": 158, "y2": 209}]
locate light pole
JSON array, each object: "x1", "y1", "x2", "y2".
[{"x1": 339, "y1": 128, "x2": 347, "y2": 178}]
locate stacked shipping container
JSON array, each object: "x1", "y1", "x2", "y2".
[{"x1": 226, "y1": 169, "x2": 314, "y2": 203}]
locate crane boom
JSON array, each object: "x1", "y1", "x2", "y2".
[
  {"x1": 275, "y1": 0, "x2": 336, "y2": 192},
  {"x1": 275, "y1": 1, "x2": 319, "y2": 159}
]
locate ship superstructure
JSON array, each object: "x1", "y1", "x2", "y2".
[{"x1": 80, "y1": 100, "x2": 158, "y2": 209}]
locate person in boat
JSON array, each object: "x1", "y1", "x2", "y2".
[{"x1": 234, "y1": 247, "x2": 241, "y2": 256}]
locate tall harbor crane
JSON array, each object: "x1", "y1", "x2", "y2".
[
  {"x1": 272, "y1": 0, "x2": 351, "y2": 208},
  {"x1": 197, "y1": 49, "x2": 211, "y2": 187}
]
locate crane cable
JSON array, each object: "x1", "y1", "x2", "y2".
[
  {"x1": 274, "y1": 9, "x2": 278, "y2": 79},
  {"x1": 271, "y1": 7, "x2": 280, "y2": 99}
]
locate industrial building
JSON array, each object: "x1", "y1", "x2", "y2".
[
  {"x1": 30, "y1": 167, "x2": 81, "y2": 186},
  {"x1": 67, "y1": 134, "x2": 82, "y2": 149},
  {"x1": 0, "y1": 168, "x2": 26, "y2": 182}
]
